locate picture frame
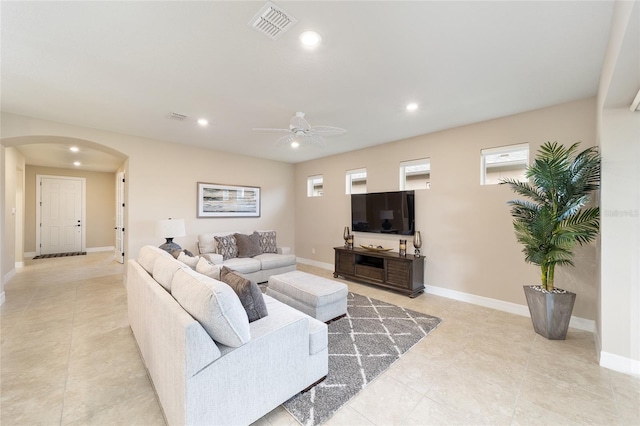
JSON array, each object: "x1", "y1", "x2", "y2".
[{"x1": 197, "y1": 182, "x2": 261, "y2": 218}]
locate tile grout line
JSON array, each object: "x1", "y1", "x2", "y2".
[
  {"x1": 509, "y1": 332, "x2": 538, "y2": 425},
  {"x1": 58, "y1": 281, "x2": 80, "y2": 426}
]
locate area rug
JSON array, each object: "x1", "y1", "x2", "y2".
[
  {"x1": 32, "y1": 252, "x2": 86, "y2": 259},
  {"x1": 283, "y1": 292, "x2": 442, "y2": 426}
]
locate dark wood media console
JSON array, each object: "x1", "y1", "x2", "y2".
[{"x1": 333, "y1": 246, "x2": 425, "y2": 298}]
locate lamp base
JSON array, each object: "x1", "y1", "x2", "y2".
[{"x1": 159, "y1": 238, "x2": 182, "y2": 254}]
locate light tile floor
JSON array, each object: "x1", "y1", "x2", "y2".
[{"x1": 1, "y1": 253, "x2": 638, "y2": 425}]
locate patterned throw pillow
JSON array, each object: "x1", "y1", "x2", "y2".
[
  {"x1": 214, "y1": 234, "x2": 238, "y2": 260},
  {"x1": 257, "y1": 231, "x2": 277, "y2": 254}
]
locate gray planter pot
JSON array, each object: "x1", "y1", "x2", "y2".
[{"x1": 523, "y1": 285, "x2": 576, "y2": 340}]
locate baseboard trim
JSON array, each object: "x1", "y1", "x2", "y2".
[
  {"x1": 3, "y1": 269, "x2": 16, "y2": 285},
  {"x1": 296, "y1": 257, "x2": 334, "y2": 271},
  {"x1": 600, "y1": 351, "x2": 640, "y2": 377},
  {"x1": 425, "y1": 284, "x2": 595, "y2": 333},
  {"x1": 297, "y1": 258, "x2": 596, "y2": 333},
  {"x1": 0, "y1": 291, "x2": 5, "y2": 306},
  {"x1": 86, "y1": 246, "x2": 115, "y2": 253}
]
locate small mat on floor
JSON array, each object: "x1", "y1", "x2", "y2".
[
  {"x1": 283, "y1": 292, "x2": 442, "y2": 426},
  {"x1": 33, "y1": 252, "x2": 87, "y2": 259}
]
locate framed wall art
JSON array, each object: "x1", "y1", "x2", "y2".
[{"x1": 197, "y1": 182, "x2": 261, "y2": 218}]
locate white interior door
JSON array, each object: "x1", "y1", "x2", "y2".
[
  {"x1": 115, "y1": 172, "x2": 125, "y2": 263},
  {"x1": 40, "y1": 176, "x2": 84, "y2": 254}
]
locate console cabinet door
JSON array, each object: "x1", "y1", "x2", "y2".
[
  {"x1": 336, "y1": 250, "x2": 355, "y2": 275},
  {"x1": 385, "y1": 259, "x2": 411, "y2": 289}
]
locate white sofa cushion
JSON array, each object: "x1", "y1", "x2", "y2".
[
  {"x1": 138, "y1": 246, "x2": 173, "y2": 273},
  {"x1": 171, "y1": 268, "x2": 250, "y2": 347},
  {"x1": 255, "y1": 253, "x2": 296, "y2": 269},
  {"x1": 152, "y1": 257, "x2": 186, "y2": 292},
  {"x1": 220, "y1": 257, "x2": 262, "y2": 274}
]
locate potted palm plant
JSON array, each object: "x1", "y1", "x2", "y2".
[{"x1": 501, "y1": 141, "x2": 600, "y2": 340}]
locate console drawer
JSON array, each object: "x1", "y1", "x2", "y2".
[{"x1": 355, "y1": 264, "x2": 384, "y2": 281}]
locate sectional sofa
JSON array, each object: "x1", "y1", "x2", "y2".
[
  {"x1": 196, "y1": 230, "x2": 296, "y2": 283},
  {"x1": 127, "y1": 246, "x2": 328, "y2": 425}
]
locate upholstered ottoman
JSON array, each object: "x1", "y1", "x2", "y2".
[{"x1": 266, "y1": 271, "x2": 348, "y2": 323}]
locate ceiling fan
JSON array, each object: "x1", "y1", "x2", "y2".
[{"x1": 253, "y1": 112, "x2": 347, "y2": 148}]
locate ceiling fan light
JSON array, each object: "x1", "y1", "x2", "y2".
[
  {"x1": 291, "y1": 141, "x2": 300, "y2": 148},
  {"x1": 197, "y1": 118, "x2": 209, "y2": 126},
  {"x1": 299, "y1": 31, "x2": 321, "y2": 47}
]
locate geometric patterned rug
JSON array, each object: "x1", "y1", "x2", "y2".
[
  {"x1": 283, "y1": 292, "x2": 442, "y2": 426},
  {"x1": 32, "y1": 252, "x2": 86, "y2": 259}
]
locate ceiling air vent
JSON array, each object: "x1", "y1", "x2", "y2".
[
  {"x1": 168, "y1": 112, "x2": 188, "y2": 121},
  {"x1": 249, "y1": 2, "x2": 297, "y2": 40}
]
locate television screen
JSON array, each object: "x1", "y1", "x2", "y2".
[{"x1": 351, "y1": 190, "x2": 415, "y2": 235}]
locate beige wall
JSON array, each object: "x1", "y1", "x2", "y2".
[
  {"x1": 1, "y1": 113, "x2": 296, "y2": 263},
  {"x1": 595, "y1": 0, "x2": 639, "y2": 374},
  {"x1": 295, "y1": 98, "x2": 598, "y2": 320},
  {"x1": 2, "y1": 147, "x2": 25, "y2": 280},
  {"x1": 23, "y1": 166, "x2": 116, "y2": 252}
]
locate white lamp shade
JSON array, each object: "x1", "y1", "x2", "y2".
[{"x1": 156, "y1": 219, "x2": 186, "y2": 238}]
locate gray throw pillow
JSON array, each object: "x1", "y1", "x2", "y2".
[
  {"x1": 220, "y1": 267, "x2": 268, "y2": 322},
  {"x1": 234, "y1": 232, "x2": 262, "y2": 258},
  {"x1": 214, "y1": 234, "x2": 238, "y2": 260},
  {"x1": 257, "y1": 231, "x2": 277, "y2": 254}
]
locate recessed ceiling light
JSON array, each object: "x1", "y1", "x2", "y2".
[
  {"x1": 291, "y1": 141, "x2": 300, "y2": 148},
  {"x1": 406, "y1": 103, "x2": 418, "y2": 111},
  {"x1": 70, "y1": 146, "x2": 79, "y2": 152},
  {"x1": 73, "y1": 161, "x2": 81, "y2": 166},
  {"x1": 299, "y1": 31, "x2": 321, "y2": 47},
  {"x1": 197, "y1": 118, "x2": 209, "y2": 126}
]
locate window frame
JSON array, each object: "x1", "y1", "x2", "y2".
[
  {"x1": 480, "y1": 143, "x2": 529, "y2": 185},
  {"x1": 307, "y1": 175, "x2": 324, "y2": 197},
  {"x1": 399, "y1": 158, "x2": 431, "y2": 190},
  {"x1": 345, "y1": 168, "x2": 367, "y2": 194}
]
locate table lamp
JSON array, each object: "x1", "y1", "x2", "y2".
[{"x1": 156, "y1": 218, "x2": 186, "y2": 253}]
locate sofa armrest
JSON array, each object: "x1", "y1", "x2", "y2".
[
  {"x1": 200, "y1": 253, "x2": 224, "y2": 264},
  {"x1": 277, "y1": 246, "x2": 291, "y2": 255}
]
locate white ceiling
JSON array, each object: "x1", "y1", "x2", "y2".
[{"x1": 1, "y1": 1, "x2": 616, "y2": 170}]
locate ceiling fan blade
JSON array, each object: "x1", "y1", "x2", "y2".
[
  {"x1": 304, "y1": 134, "x2": 326, "y2": 148},
  {"x1": 253, "y1": 127, "x2": 292, "y2": 133},
  {"x1": 275, "y1": 134, "x2": 298, "y2": 147},
  {"x1": 311, "y1": 126, "x2": 347, "y2": 137},
  {"x1": 290, "y1": 113, "x2": 311, "y2": 131}
]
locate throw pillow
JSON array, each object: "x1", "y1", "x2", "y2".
[
  {"x1": 177, "y1": 252, "x2": 200, "y2": 269},
  {"x1": 257, "y1": 231, "x2": 277, "y2": 254},
  {"x1": 171, "y1": 248, "x2": 194, "y2": 259},
  {"x1": 214, "y1": 234, "x2": 238, "y2": 260},
  {"x1": 220, "y1": 267, "x2": 268, "y2": 323},
  {"x1": 234, "y1": 232, "x2": 262, "y2": 258},
  {"x1": 195, "y1": 257, "x2": 221, "y2": 280}
]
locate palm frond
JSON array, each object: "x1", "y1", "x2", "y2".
[{"x1": 503, "y1": 141, "x2": 601, "y2": 287}]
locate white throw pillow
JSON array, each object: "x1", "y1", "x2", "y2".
[
  {"x1": 177, "y1": 252, "x2": 200, "y2": 269},
  {"x1": 196, "y1": 257, "x2": 221, "y2": 280},
  {"x1": 171, "y1": 268, "x2": 250, "y2": 347}
]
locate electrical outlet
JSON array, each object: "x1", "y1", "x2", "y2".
[{"x1": 311, "y1": 248, "x2": 316, "y2": 254}]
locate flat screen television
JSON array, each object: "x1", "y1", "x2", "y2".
[{"x1": 351, "y1": 190, "x2": 415, "y2": 235}]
